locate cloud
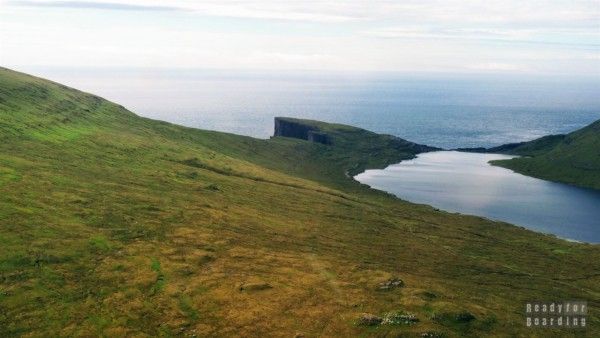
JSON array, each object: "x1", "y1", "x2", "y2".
[
  {"x1": 362, "y1": 26, "x2": 600, "y2": 49},
  {"x1": 1, "y1": 0, "x2": 598, "y2": 74},
  {"x1": 468, "y1": 62, "x2": 525, "y2": 71},
  {"x1": 5, "y1": 0, "x2": 599, "y2": 25},
  {"x1": 583, "y1": 53, "x2": 600, "y2": 60},
  {"x1": 4, "y1": 0, "x2": 360, "y2": 22},
  {"x1": 248, "y1": 52, "x2": 338, "y2": 66},
  {"x1": 7, "y1": 0, "x2": 183, "y2": 11}
]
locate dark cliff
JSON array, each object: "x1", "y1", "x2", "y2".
[
  {"x1": 274, "y1": 117, "x2": 332, "y2": 145},
  {"x1": 307, "y1": 131, "x2": 332, "y2": 145}
]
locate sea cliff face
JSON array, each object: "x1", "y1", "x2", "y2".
[{"x1": 274, "y1": 117, "x2": 332, "y2": 144}]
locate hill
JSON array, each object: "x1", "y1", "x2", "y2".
[
  {"x1": 488, "y1": 120, "x2": 600, "y2": 190},
  {"x1": 0, "y1": 67, "x2": 599, "y2": 337}
]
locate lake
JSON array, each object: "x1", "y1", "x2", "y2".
[{"x1": 354, "y1": 151, "x2": 600, "y2": 243}]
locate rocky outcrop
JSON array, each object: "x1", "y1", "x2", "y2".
[
  {"x1": 307, "y1": 131, "x2": 332, "y2": 145},
  {"x1": 377, "y1": 277, "x2": 404, "y2": 291},
  {"x1": 274, "y1": 117, "x2": 331, "y2": 145},
  {"x1": 356, "y1": 313, "x2": 383, "y2": 326},
  {"x1": 238, "y1": 282, "x2": 272, "y2": 291}
]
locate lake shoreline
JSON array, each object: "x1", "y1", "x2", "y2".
[{"x1": 354, "y1": 151, "x2": 600, "y2": 244}]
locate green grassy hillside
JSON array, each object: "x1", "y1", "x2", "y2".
[
  {"x1": 490, "y1": 120, "x2": 600, "y2": 190},
  {"x1": 1, "y1": 67, "x2": 599, "y2": 337}
]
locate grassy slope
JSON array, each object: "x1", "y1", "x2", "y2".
[
  {"x1": 0, "y1": 67, "x2": 599, "y2": 337},
  {"x1": 489, "y1": 121, "x2": 600, "y2": 190}
]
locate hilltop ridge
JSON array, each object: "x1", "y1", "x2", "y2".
[{"x1": 459, "y1": 119, "x2": 600, "y2": 190}]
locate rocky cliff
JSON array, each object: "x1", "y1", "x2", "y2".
[{"x1": 274, "y1": 117, "x2": 332, "y2": 145}]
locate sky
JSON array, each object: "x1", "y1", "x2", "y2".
[{"x1": 0, "y1": 0, "x2": 599, "y2": 75}]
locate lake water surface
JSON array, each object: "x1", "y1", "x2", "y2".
[{"x1": 354, "y1": 151, "x2": 600, "y2": 243}]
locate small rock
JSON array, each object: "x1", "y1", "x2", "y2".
[
  {"x1": 377, "y1": 277, "x2": 404, "y2": 290},
  {"x1": 357, "y1": 313, "x2": 382, "y2": 326},
  {"x1": 238, "y1": 282, "x2": 272, "y2": 291},
  {"x1": 421, "y1": 331, "x2": 445, "y2": 338},
  {"x1": 382, "y1": 311, "x2": 419, "y2": 325},
  {"x1": 455, "y1": 311, "x2": 476, "y2": 322}
]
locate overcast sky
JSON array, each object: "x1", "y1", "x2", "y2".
[{"x1": 0, "y1": 0, "x2": 599, "y2": 75}]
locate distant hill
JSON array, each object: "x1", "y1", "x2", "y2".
[
  {"x1": 488, "y1": 120, "x2": 600, "y2": 190},
  {"x1": 1, "y1": 67, "x2": 599, "y2": 337},
  {"x1": 272, "y1": 116, "x2": 439, "y2": 177}
]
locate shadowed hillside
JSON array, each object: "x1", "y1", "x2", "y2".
[{"x1": 0, "y1": 67, "x2": 599, "y2": 337}]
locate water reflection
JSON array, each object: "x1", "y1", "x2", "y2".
[{"x1": 355, "y1": 151, "x2": 600, "y2": 243}]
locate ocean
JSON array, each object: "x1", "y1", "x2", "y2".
[{"x1": 22, "y1": 67, "x2": 600, "y2": 149}]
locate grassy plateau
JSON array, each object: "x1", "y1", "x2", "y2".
[
  {"x1": 488, "y1": 120, "x2": 600, "y2": 190},
  {"x1": 0, "y1": 67, "x2": 599, "y2": 337}
]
